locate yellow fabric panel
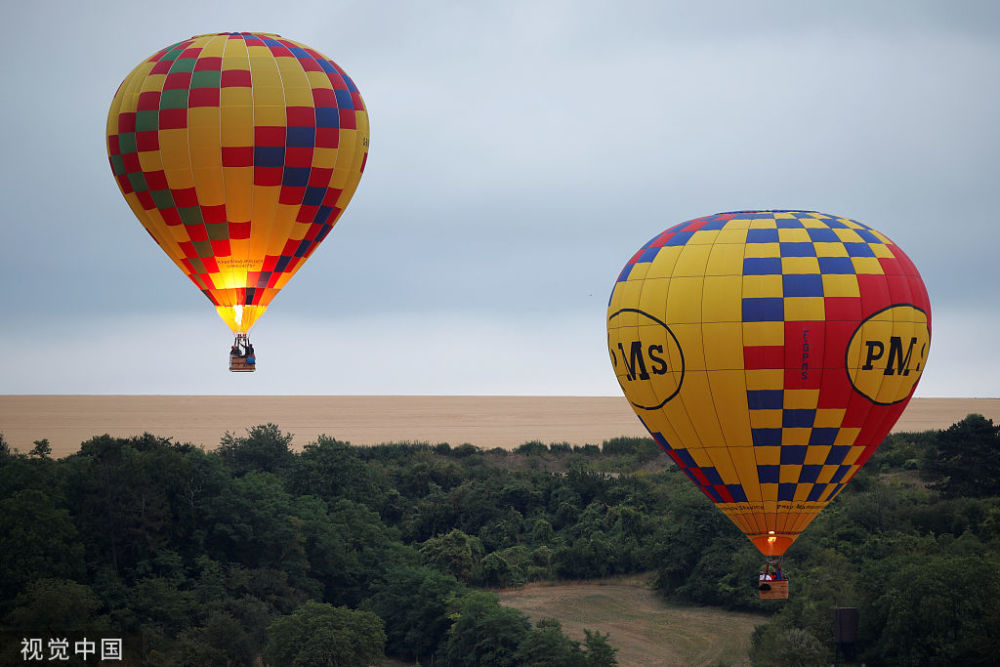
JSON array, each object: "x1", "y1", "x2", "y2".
[
  {"x1": 704, "y1": 242, "x2": 745, "y2": 276},
  {"x1": 823, "y1": 274, "x2": 860, "y2": 297},
  {"x1": 814, "y1": 409, "x2": 846, "y2": 428},
  {"x1": 744, "y1": 242, "x2": 780, "y2": 258},
  {"x1": 708, "y1": 371, "x2": 752, "y2": 445},
  {"x1": 745, "y1": 369, "x2": 784, "y2": 390},
  {"x1": 803, "y1": 446, "x2": 831, "y2": 465},
  {"x1": 852, "y1": 257, "x2": 885, "y2": 274},
  {"x1": 743, "y1": 321, "x2": 784, "y2": 347},
  {"x1": 783, "y1": 389, "x2": 819, "y2": 408},
  {"x1": 702, "y1": 322, "x2": 743, "y2": 369},
  {"x1": 716, "y1": 226, "x2": 749, "y2": 244},
  {"x1": 835, "y1": 228, "x2": 864, "y2": 243},
  {"x1": 781, "y1": 257, "x2": 820, "y2": 274},
  {"x1": 670, "y1": 323, "x2": 705, "y2": 370},
  {"x1": 784, "y1": 297, "x2": 825, "y2": 321},
  {"x1": 742, "y1": 275, "x2": 782, "y2": 298},
  {"x1": 750, "y1": 410, "x2": 782, "y2": 428},
  {"x1": 636, "y1": 278, "x2": 669, "y2": 321},
  {"x1": 755, "y1": 446, "x2": 781, "y2": 466},
  {"x1": 728, "y1": 447, "x2": 762, "y2": 501},
  {"x1": 702, "y1": 277, "x2": 742, "y2": 322},
  {"x1": 781, "y1": 428, "x2": 811, "y2": 445},
  {"x1": 814, "y1": 241, "x2": 849, "y2": 257},
  {"x1": 777, "y1": 228, "x2": 810, "y2": 242},
  {"x1": 646, "y1": 246, "x2": 682, "y2": 279},
  {"x1": 688, "y1": 230, "x2": 721, "y2": 245},
  {"x1": 665, "y1": 277, "x2": 703, "y2": 324},
  {"x1": 836, "y1": 429, "x2": 862, "y2": 446},
  {"x1": 679, "y1": 371, "x2": 726, "y2": 444},
  {"x1": 672, "y1": 243, "x2": 713, "y2": 277}
]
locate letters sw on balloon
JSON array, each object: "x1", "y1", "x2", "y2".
[
  {"x1": 606, "y1": 211, "x2": 930, "y2": 582},
  {"x1": 107, "y1": 32, "x2": 369, "y2": 371}
]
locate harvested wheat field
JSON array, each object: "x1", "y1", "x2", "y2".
[
  {"x1": 498, "y1": 575, "x2": 764, "y2": 666},
  {"x1": 0, "y1": 395, "x2": 997, "y2": 459}
]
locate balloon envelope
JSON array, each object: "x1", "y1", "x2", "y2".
[
  {"x1": 107, "y1": 32, "x2": 369, "y2": 332},
  {"x1": 607, "y1": 211, "x2": 930, "y2": 556}
]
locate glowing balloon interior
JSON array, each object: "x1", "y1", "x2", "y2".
[
  {"x1": 107, "y1": 32, "x2": 369, "y2": 333},
  {"x1": 607, "y1": 211, "x2": 930, "y2": 556}
]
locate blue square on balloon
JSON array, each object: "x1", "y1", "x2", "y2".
[
  {"x1": 757, "y1": 465, "x2": 780, "y2": 483},
  {"x1": 782, "y1": 409, "x2": 816, "y2": 428},
  {"x1": 752, "y1": 429, "x2": 783, "y2": 446},
  {"x1": 699, "y1": 217, "x2": 729, "y2": 230},
  {"x1": 819, "y1": 257, "x2": 854, "y2": 274},
  {"x1": 743, "y1": 298, "x2": 784, "y2": 322},
  {"x1": 315, "y1": 107, "x2": 340, "y2": 128},
  {"x1": 702, "y1": 467, "x2": 724, "y2": 485},
  {"x1": 727, "y1": 485, "x2": 748, "y2": 502},
  {"x1": 825, "y1": 446, "x2": 850, "y2": 465},
  {"x1": 747, "y1": 229, "x2": 779, "y2": 243},
  {"x1": 831, "y1": 465, "x2": 852, "y2": 483},
  {"x1": 665, "y1": 231, "x2": 694, "y2": 246},
  {"x1": 674, "y1": 449, "x2": 697, "y2": 468},
  {"x1": 844, "y1": 242, "x2": 875, "y2": 257},
  {"x1": 783, "y1": 274, "x2": 823, "y2": 297},
  {"x1": 856, "y1": 228, "x2": 881, "y2": 243},
  {"x1": 743, "y1": 257, "x2": 782, "y2": 275},
  {"x1": 335, "y1": 89, "x2": 354, "y2": 109},
  {"x1": 807, "y1": 484, "x2": 827, "y2": 501},
  {"x1": 809, "y1": 428, "x2": 839, "y2": 446},
  {"x1": 286, "y1": 126, "x2": 315, "y2": 147},
  {"x1": 254, "y1": 146, "x2": 284, "y2": 167},
  {"x1": 798, "y1": 465, "x2": 822, "y2": 484},
  {"x1": 778, "y1": 483, "x2": 797, "y2": 501},
  {"x1": 747, "y1": 390, "x2": 783, "y2": 410},
  {"x1": 807, "y1": 228, "x2": 840, "y2": 242},
  {"x1": 780, "y1": 242, "x2": 816, "y2": 257},
  {"x1": 638, "y1": 246, "x2": 659, "y2": 263},
  {"x1": 776, "y1": 218, "x2": 804, "y2": 228},
  {"x1": 282, "y1": 167, "x2": 310, "y2": 187},
  {"x1": 780, "y1": 445, "x2": 808, "y2": 465},
  {"x1": 304, "y1": 186, "x2": 326, "y2": 206}
]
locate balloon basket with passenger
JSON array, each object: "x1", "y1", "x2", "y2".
[
  {"x1": 229, "y1": 334, "x2": 256, "y2": 373},
  {"x1": 757, "y1": 557, "x2": 788, "y2": 600}
]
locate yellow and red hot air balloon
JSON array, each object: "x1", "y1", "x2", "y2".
[
  {"x1": 607, "y1": 211, "x2": 930, "y2": 594},
  {"x1": 107, "y1": 32, "x2": 369, "y2": 368}
]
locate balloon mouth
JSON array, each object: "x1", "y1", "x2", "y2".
[{"x1": 750, "y1": 533, "x2": 797, "y2": 557}]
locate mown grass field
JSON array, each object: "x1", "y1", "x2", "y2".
[{"x1": 497, "y1": 574, "x2": 766, "y2": 666}]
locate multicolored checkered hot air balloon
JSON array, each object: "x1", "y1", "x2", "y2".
[
  {"x1": 607, "y1": 211, "x2": 931, "y2": 570},
  {"x1": 107, "y1": 32, "x2": 369, "y2": 340}
]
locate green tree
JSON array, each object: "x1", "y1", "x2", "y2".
[
  {"x1": 582, "y1": 629, "x2": 618, "y2": 666},
  {"x1": 217, "y1": 423, "x2": 295, "y2": 476},
  {"x1": 923, "y1": 414, "x2": 1000, "y2": 498},
  {"x1": 513, "y1": 617, "x2": 586, "y2": 666},
  {"x1": 369, "y1": 565, "x2": 465, "y2": 662},
  {"x1": 0, "y1": 489, "x2": 85, "y2": 600},
  {"x1": 265, "y1": 600, "x2": 385, "y2": 667},
  {"x1": 2, "y1": 578, "x2": 111, "y2": 635},
  {"x1": 420, "y1": 529, "x2": 485, "y2": 584},
  {"x1": 441, "y1": 591, "x2": 530, "y2": 666},
  {"x1": 750, "y1": 627, "x2": 827, "y2": 667}
]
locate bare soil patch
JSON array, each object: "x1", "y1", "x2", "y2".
[{"x1": 498, "y1": 574, "x2": 765, "y2": 666}]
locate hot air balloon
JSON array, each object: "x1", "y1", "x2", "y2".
[
  {"x1": 107, "y1": 32, "x2": 370, "y2": 371},
  {"x1": 606, "y1": 210, "x2": 930, "y2": 598}
]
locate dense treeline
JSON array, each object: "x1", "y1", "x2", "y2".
[{"x1": 0, "y1": 414, "x2": 998, "y2": 665}]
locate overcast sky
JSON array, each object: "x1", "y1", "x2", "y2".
[{"x1": 1, "y1": 1, "x2": 998, "y2": 396}]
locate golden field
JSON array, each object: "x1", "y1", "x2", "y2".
[{"x1": 0, "y1": 396, "x2": 997, "y2": 458}]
